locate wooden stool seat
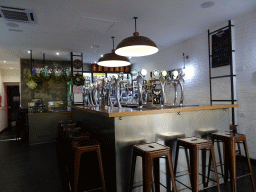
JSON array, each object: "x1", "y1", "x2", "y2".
[
  {"x1": 174, "y1": 137, "x2": 221, "y2": 192},
  {"x1": 71, "y1": 137, "x2": 106, "y2": 192},
  {"x1": 129, "y1": 142, "x2": 178, "y2": 192},
  {"x1": 211, "y1": 131, "x2": 256, "y2": 192}
]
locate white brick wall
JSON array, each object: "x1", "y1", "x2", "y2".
[
  {"x1": 234, "y1": 10, "x2": 256, "y2": 158},
  {"x1": 133, "y1": 9, "x2": 256, "y2": 159}
]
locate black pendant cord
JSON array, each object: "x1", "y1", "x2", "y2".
[
  {"x1": 133, "y1": 17, "x2": 137, "y2": 32},
  {"x1": 111, "y1": 36, "x2": 115, "y2": 49},
  {"x1": 43, "y1": 53, "x2": 45, "y2": 68},
  {"x1": 30, "y1": 49, "x2": 33, "y2": 73},
  {"x1": 183, "y1": 53, "x2": 185, "y2": 69}
]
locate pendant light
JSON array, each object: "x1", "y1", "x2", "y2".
[
  {"x1": 97, "y1": 37, "x2": 131, "y2": 67},
  {"x1": 115, "y1": 17, "x2": 159, "y2": 57}
]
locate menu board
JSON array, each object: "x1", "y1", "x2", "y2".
[{"x1": 211, "y1": 28, "x2": 231, "y2": 68}]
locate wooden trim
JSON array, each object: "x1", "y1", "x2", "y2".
[
  {"x1": 70, "y1": 104, "x2": 239, "y2": 118},
  {"x1": 28, "y1": 111, "x2": 71, "y2": 116}
]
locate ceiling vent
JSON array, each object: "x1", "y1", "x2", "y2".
[{"x1": 0, "y1": 5, "x2": 37, "y2": 24}]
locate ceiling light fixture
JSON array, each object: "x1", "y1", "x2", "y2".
[
  {"x1": 201, "y1": 1, "x2": 215, "y2": 8},
  {"x1": 115, "y1": 17, "x2": 158, "y2": 57},
  {"x1": 4, "y1": 61, "x2": 6, "y2": 63},
  {"x1": 97, "y1": 36, "x2": 131, "y2": 67},
  {"x1": 56, "y1": 52, "x2": 59, "y2": 55}
]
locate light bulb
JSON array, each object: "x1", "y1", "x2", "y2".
[{"x1": 141, "y1": 69, "x2": 147, "y2": 76}]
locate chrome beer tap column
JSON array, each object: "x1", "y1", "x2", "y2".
[
  {"x1": 136, "y1": 75, "x2": 144, "y2": 108},
  {"x1": 168, "y1": 68, "x2": 185, "y2": 106}
]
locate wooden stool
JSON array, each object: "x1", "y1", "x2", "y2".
[
  {"x1": 129, "y1": 142, "x2": 178, "y2": 192},
  {"x1": 71, "y1": 138, "x2": 106, "y2": 192},
  {"x1": 155, "y1": 132, "x2": 189, "y2": 191},
  {"x1": 174, "y1": 137, "x2": 220, "y2": 192},
  {"x1": 211, "y1": 132, "x2": 256, "y2": 192}
]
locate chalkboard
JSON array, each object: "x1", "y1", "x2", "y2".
[{"x1": 211, "y1": 28, "x2": 231, "y2": 68}]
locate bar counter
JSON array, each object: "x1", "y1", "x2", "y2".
[
  {"x1": 71, "y1": 104, "x2": 238, "y2": 117},
  {"x1": 70, "y1": 104, "x2": 238, "y2": 192},
  {"x1": 28, "y1": 111, "x2": 71, "y2": 144}
]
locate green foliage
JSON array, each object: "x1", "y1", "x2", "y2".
[
  {"x1": 72, "y1": 73, "x2": 85, "y2": 86},
  {"x1": 28, "y1": 73, "x2": 72, "y2": 85}
]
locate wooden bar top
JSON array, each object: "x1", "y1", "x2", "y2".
[
  {"x1": 70, "y1": 104, "x2": 238, "y2": 118},
  {"x1": 28, "y1": 111, "x2": 71, "y2": 116}
]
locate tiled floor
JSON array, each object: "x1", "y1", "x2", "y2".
[{"x1": 0, "y1": 127, "x2": 256, "y2": 192}]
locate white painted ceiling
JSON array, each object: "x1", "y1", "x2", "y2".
[{"x1": 0, "y1": 0, "x2": 256, "y2": 70}]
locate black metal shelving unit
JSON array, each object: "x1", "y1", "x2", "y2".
[
  {"x1": 71, "y1": 52, "x2": 84, "y2": 105},
  {"x1": 208, "y1": 20, "x2": 236, "y2": 125}
]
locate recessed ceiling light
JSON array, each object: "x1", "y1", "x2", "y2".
[
  {"x1": 56, "y1": 52, "x2": 59, "y2": 55},
  {"x1": 91, "y1": 45, "x2": 100, "y2": 49},
  {"x1": 201, "y1": 1, "x2": 215, "y2": 8},
  {"x1": 4, "y1": 61, "x2": 6, "y2": 63}
]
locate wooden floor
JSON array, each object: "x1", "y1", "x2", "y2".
[{"x1": 0, "y1": 126, "x2": 256, "y2": 192}]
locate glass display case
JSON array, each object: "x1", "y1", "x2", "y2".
[
  {"x1": 83, "y1": 72, "x2": 92, "y2": 87},
  {"x1": 93, "y1": 73, "x2": 106, "y2": 83}
]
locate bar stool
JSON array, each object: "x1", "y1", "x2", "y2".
[
  {"x1": 196, "y1": 128, "x2": 223, "y2": 187},
  {"x1": 71, "y1": 137, "x2": 106, "y2": 192},
  {"x1": 129, "y1": 142, "x2": 177, "y2": 192},
  {"x1": 174, "y1": 137, "x2": 220, "y2": 192},
  {"x1": 155, "y1": 132, "x2": 189, "y2": 191},
  {"x1": 211, "y1": 131, "x2": 256, "y2": 192}
]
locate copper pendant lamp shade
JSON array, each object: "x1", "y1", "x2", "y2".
[
  {"x1": 115, "y1": 17, "x2": 159, "y2": 57},
  {"x1": 98, "y1": 37, "x2": 131, "y2": 67}
]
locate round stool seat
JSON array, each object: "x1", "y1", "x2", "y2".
[
  {"x1": 197, "y1": 128, "x2": 218, "y2": 137},
  {"x1": 119, "y1": 138, "x2": 146, "y2": 144},
  {"x1": 156, "y1": 132, "x2": 185, "y2": 141}
]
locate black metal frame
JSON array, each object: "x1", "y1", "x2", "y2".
[
  {"x1": 71, "y1": 52, "x2": 84, "y2": 105},
  {"x1": 208, "y1": 20, "x2": 236, "y2": 125}
]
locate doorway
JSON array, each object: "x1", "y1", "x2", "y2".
[{"x1": 7, "y1": 85, "x2": 20, "y2": 129}]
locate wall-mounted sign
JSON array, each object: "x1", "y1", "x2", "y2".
[{"x1": 211, "y1": 28, "x2": 231, "y2": 68}]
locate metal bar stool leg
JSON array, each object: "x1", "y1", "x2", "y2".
[
  {"x1": 143, "y1": 154, "x2": 153, "y2": 192},
  {"x1": 153, "y1": 158, "x2": 160, "y2": 192},
  {"x1": 129, "y1": 151, "x2": 137, "y2": 192},
  {"x1": 210, "y1": 145, "x2": 221, "y2": 192},
  {"x1": 174, "y1": 143, "x2": 180, "y2": 176},
  {"x1": 206, "y1": 146, "x2": 212, "y2": 186},
  {"x1": 206, "y1": 138, "x2": 224, "y2": 187},
  {"x1": 96, "y1": 147, "x2": 106, "y2": 192},
  {"x1": 166, "y1": 151, "x2": 178, "y2": 192},
  {"x1": 166, "y1": 156, "x2": 171, "y2": 191},
  {"x1": 223, "y1": 142, "x2": 230, "y2": 184},
  {"x1": 202, "y1": 148, "x2": 207, "y2": 188},
  {"x1": 216, "y1": 139, "x2": 224, "y2": 176},
  {"x1": 229, "y1": 139, "x2": 237, "y2": 192},
  {"x1": 243, "y1": 140, "x2": 256, "y2": 192},
  {"x1": 73, "y1": 149, "x2": 81, "y2": 192},
  {"x1": 189, "y1": 147, "x2": 199, "y2": 192}
]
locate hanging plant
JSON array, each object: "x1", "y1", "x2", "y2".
[
  {"x1": 72, "y1": 73, "x2": 85, "y2": 86},
  {"x1": 27, "y1": 73, "x2": 72, "y2": 89},
  {"x1": 27, "y1": 80, "x2": 37, "y2": 89}
]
